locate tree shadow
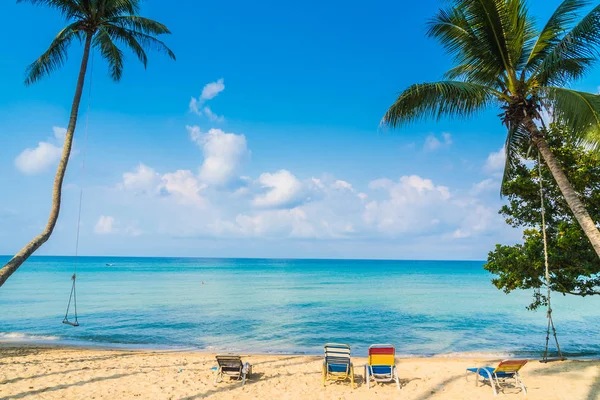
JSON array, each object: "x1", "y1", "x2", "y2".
[
  {"x1": 586, "y1": 373, "x2": 600, "y2": 400},
  {"x1": 0, "y1": 347, "x2": 42, "y2": 360},
  {"x1": 411, "y1": 374, "x2": 464, "y2": 400},
  {"x1": 1, "y1": 371, "x2": 142, "y2": 400},
  {"x1": 0, "y1": 350, "x2": 140, "y2": 366},
  {"x1": 0, "y1": 367, "x2": 86, "y2": 385},
  {"x1": 178, "y1": 370, "x2": 320, "y2": 400}
]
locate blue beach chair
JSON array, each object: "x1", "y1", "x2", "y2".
[
  {"x1": 322, "y1": 343, "x2": 354, "y2": 388},
  {"x1": 467, "y1": 359, "x2": 528, "y2": 396}
]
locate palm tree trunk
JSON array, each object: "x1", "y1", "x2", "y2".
[
  {"x1": 525, "y1": 116, "x2": 600, "y2": 259},
  {"x1": 0, "y1": 33, "x2": 93, "y2": 288}
]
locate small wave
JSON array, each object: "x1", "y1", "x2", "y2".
[
  {"x1": 434, "y1": 351, "x2": 518, "y2": 359},
  {"x1": 0, "y1": 332, "x2": 60, "y2": 342}
]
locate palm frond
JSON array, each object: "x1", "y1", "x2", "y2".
[
  {"x1": 502, "y1": 122, "x2": 530, "y2": 195},
  {"x1": 102, "y1": 0, "x2": 141, "y2": 17},
  {"x1": 428, "y1": 6, "x2": 506, "y2": 86},
  {"x1": 381, "y1": 81, "x2": 499, "y2": 128},
  {"x1": 534, "y1": 3, "x2": 600, "y2": 86},
  {"x1": 452, "y1": 0, "x2": 513, "y2": 76},
  {"x1": 104, "y1": 25, "x2": 175, "y2": 61},
  {"x1": 24, "y1": 22, "x2": 82, "y2": 85},
  {"x1": 102, "y1": 24, "x2": 147, "y2": 67},
  {"x1": 526, "y1": 0, "x2": 588, "y2": 69},
  {"x1": 93, "y1": 27, "x2": 124, "y2": 81},
  {"x1": 543, "y1": 86, "x2": 600, "y2": 141},
  {"x1": 106, "y1": 15, "x2": 171, "y2": 35},
  {"x1": 504, "y1": 0, "x2": 537, "y2": 73}
]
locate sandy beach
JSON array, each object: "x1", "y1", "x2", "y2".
[{"x1": 0, "y1": 344, "x2": 598, "y2": 399}]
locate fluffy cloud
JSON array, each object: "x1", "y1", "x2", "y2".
[
  {"x1": 201, "y1": 78, "x2": 225, "y2": 100},
  {"x1": 364, "y1": 175, "x2": 451, "y2": 235},
  {"x1": 424, "y1": 132, "x2": 452, "y2": 152},
  {"x1": 202, "y1": 106, "x2": 224, "y2": 122},
  {"x1": 252, "y1": 170, "x2": 308, "y2": 208},
  {"x1": 189, "y1": 79, "x2": 225, "y2": 121},
  {"x1": 331, "y1": 180, "x2": 354, "y2": 191},
  {"x1": 112, "y1": 122, "x2": 509, "y2": 248},
  {"x1": 189, "y1": 126, "x2": 249, "y2": 187},
  {"x1": 15, "y1": 126, "x2": 66, "y2": 175},
  {"x1": 159, "y1": 170, "x2": 206, "y2": 206},
  {"x1": 484, "y1": 147, "x2": 506, "y2": 174},
  {"x1": 120, "y1": 163, "x2": 160, "y2": 193},
  {"x1": 94, "y1": 216, "x2": 116, "y2": 234},
  {"x1": 470, "y1": 178, "x2": 498, "y2": 195}
]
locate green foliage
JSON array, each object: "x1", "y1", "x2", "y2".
[
  {"x1": 382, "y1": 0, "x2": 600, "y2": 182},
  {"x1": 18, "y1": 0, "x2": 175, "y2": 84},
  {"x1": 484, "y1": 124, "x2": 600, "y2": 309}
]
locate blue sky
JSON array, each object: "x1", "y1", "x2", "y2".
[{"x1": 1, "y1": 0, "x2": 598, "y2": 260}]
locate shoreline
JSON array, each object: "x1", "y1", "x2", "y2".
[
  {"x1": 2, "y1": 339, "x2": 599, "y2": 361},
  {"x1": 1, "y1": 344, "x2": 599, "y2": 399}
]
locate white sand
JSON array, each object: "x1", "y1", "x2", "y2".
[{"x1": 0, "y1": 344, "x2": 599, "y2": 399}]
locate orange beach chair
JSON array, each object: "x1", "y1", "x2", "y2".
[{"x1": 467, "y1": 359, "x2": 528, "y2": 396}]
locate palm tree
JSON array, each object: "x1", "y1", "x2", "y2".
[
  {"x1": 382, "y1": 0, "x2": 600, "y2": 258},
  {"x1": 0, "y1": 0, "x2": 175, "y2": 288}
]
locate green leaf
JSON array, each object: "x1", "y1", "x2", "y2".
[
  {"x1": 543, "y1": 86, "x2": 600, "y2": 141},
  {"x1": 93, "y1": 28, "x2": 124, "y2": 81},
  {"x1": 24, "y1": 22, "x2": 82, "y2": 85},
  {"x1": 381, "y1": 81, "x2": 499, "y2": 128}
]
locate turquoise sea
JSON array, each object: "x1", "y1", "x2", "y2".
[{"x1": 1, "y1": 256, "x2": 599, "y2": 358}]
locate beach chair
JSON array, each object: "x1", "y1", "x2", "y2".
[
  {"x1": 364, "y1": 344, "x2": 400, "y2": 390},
  {"x1": 322, "y1": 343, "x2": 354, "y2": 388},
  {"x1": 213, "y1": 354, "x2": 252, "y2": 386},
  {"x1": 467, "y1": 359, "x2": 528, "y2": 396}
]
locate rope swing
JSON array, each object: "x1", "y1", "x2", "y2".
[
  {"x1": 63, "y1": 53, "x2": 95, "y2": 327},
  {"x1": 537, "y1": 152, "x2": 565, "y2": 363}
]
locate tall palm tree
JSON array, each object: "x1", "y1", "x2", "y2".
[
  {"x1": 0, "y1": 0, "x2": 175, "y2": 288},
  {"x1": 382, "y1": 0, "x2": 600, "y2": 258}
]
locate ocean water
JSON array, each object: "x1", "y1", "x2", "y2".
[{"x1": 1, "y1": 256, "x2": 599, "y2": 358}]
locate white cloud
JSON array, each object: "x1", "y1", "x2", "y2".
[
  {"x1": 331, "y1": 180, "x2": 354, "y2": 191},
  {"x1": 125, "y1": 223, "x2": 143, "y2": 237},
  {"x1": 364, "y1": 175, "x2": 452, "y2": 234},
  {"x1": 442, "y1": 132, "x2": 452, "y2": 145},
  {"x1": 110, "y1": 126, "x2": 512, "y2": 250},
  {"x1": 253, "y1": 170, "x2": 306, "y2": 208},
  {"x1": 94, "y1": 216, "x2": 116, "y2": 234},
  {"x1": 423, "y1": 132, "x2": 452, "y2": 152},
  {"x1": 470, "y1": 178, "x2": 498, "y2": 195},
  {"x1": 189, "y1": 97, "x2": 201, "y2": 115},
  {"x1": 120, "y1": 163, "x2": 159, "y2": 193},
  {"x1": 159, "y1": 170, "x2": 206, "y2": 206},
  {"x1": 188, "y1": 126, "x2": 248, "y2": 187},
  {"x1": 451, "y1": 229, "x2": 471, "y2": 239},
  {"x1": 202, "y1": 106, "x2": 224, "y2": 122},
  {"x1": 189, "y1": 79, "x2": 226, "y2": 121},
  {"x1": 15, "y1": 126, "x2": 66, "y2": 175},
  {"x1": 201, "y1": 78, "x2": 225, "y2": 100},
  {"x1": 484, "y1": 147, "x2": 506, "y2": 174}
]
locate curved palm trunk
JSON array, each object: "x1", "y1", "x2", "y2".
[
  {"x1": 524, "y1": 117, "x2": 600, "y2": 259},
  {"x1": 0, "y1": 34, "x2": 93, "y2": 288}
]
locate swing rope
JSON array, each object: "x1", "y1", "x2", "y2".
[
  {"x1": 63, "y1": 51, "x2": 94, "y2": 327},
  {"x1": 538, "y1": 152, "x2": 565, "y2": 362}
]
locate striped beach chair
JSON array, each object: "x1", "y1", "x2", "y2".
[
  {"x1": 364, "y1": 344, "x2": 400, "y2": 389},
  {"x1": 467, "y1": 359, "x2": 528, "y2": 396},
  {"x1": 322, "y1": 343, "x2": 354, "y2": 388}
]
